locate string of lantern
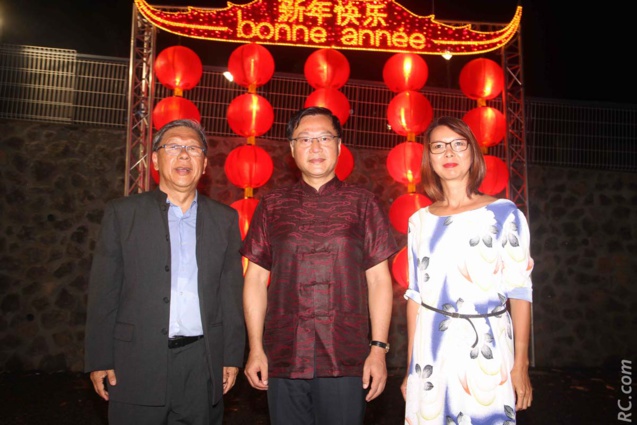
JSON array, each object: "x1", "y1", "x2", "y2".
[
  {"x1": 224, "y1": 42, "x2": 276, "y2": 267},
  {"x1": 151, "y1": 45, "x2": 204, "y2": 184},
  {"x1": 383, "y1": 53, "x2": 434, "y2": 290},
  {"x1": 303, "y1": 48, "x2": 354, "y2": 180},
  {"x1": 459, "y1": 58, "x2": 510, "y2": 196}
]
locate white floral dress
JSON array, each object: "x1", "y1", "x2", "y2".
[{"x1": 404, "y1": 199, "x2": 533, "y2": 425}]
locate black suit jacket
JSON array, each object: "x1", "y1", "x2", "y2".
[{"x1": 84, "y1": 189, "x2": 245, "y2": 406}]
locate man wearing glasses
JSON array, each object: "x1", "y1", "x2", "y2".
[
  {"x1": 84, "y1": 119, "x2": 245, "y2": 425},
  {"x1": 241, "y1": 106, "x2": 398, "y2": 424}
]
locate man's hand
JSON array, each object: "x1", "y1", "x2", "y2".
[
  {"x1": 89, "y1": 369, "x2": 116, "y2": 401},
  {"x1": 244, "y1": 350, "x2": 269, "y2": 391},
  {"x1": 222, "y1": 366, "x2": 239, "y2": 394},
  {"x1": 362, "y1": 348, "x2": 388, "y2": 402}
]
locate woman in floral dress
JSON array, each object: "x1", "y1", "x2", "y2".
[{"x1": 401, "y1": 117, "x2": 533, "y2": 425}]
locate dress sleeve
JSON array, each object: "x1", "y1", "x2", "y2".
[{"x1": 500, "y1": 206, "x2": 533, "y2": 302}]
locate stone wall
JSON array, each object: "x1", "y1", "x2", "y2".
[{"x1": 0, "y1": 120, "x2": 635, "y2": 373}]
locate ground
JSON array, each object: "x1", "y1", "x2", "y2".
[{"x1": 0, "y1": 368, "x2": 623, "y2": 424}]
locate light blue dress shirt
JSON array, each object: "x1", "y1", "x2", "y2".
[{"x1": 167, "y1": 194, "x2": 203, "y2": 338}]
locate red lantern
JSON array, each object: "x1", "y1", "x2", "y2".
[
  {"x1": 479, "y1": 155, "x2": 510, "y2": 195},
  {"x1": 336, "y1": 144, "x2": 354, "y2": 181},
  {"x1": 224, "y1": 145, "x2": 274, "y2": 189},
  {"x1": 389, "y1": 193, "x2": 432, "y2": 234},
  {"x1": 463, "y1": 106, "x2": 507, "y2": 148},
  {"x1": 228, "y1": 42, "x2": 275, "y2": 90},
  {"x1": 226, "y1": 93, "x2": 274, "y2": 137},
  {"x1": 392, "y1": 246, "x2": 409, "y2": 289},
  {"x1": 304, "y1": 48, "x2": 350, "y2": 90},
  {"x1": 459, "y1": 58, "x2": 504, "y2": 101},
  {"x1": 383, "y1": 53, "x2": 429, "y2": 93},
  {"x1": 230, "y1": 197, "x2": 260, "y2": 240},
  {"x1": 154, "y1": 46, "x2": 203, "y2": 92},
  {"x1": 152, "y1": 96, "x2": 201, "y2": 130},
  {"x1": 386, "y1": 141, "x2": 424, "y2": 186},
  {"x1": 387, "y1": 91, "x2": 433, "y2": 137},
  {"x1": 305, "y1": 88, "x2": 351, "y2": 125}
]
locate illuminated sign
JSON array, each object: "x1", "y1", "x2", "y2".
[{"x1": 134, "y1": 0, "x2": 522, "y2": 55}]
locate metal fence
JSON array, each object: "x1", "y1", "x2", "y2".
[{"x1": 1, "y1": 43, "x2": 635, "y2": 172}]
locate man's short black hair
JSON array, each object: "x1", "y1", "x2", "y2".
[{"x1": 286, "y1": 106, "x2": 342, "y2": 140}]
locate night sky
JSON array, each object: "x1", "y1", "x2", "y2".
[{"x1": 2, "y1": 0, "x2": 634, "y2": 104}]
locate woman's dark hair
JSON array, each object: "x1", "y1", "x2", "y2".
[
  {"x1": 152, "y1": 119, "x2": 208, "y2": 154},
  {"x1": 420, "y1": 116, "x2": 486, "y2": 201},
  {"x1": 286, "y1": 106, "x2": 342, "y2": 140}
]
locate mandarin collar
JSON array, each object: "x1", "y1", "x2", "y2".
[{"x1": 298, "y1": 176, "x2": 342, "y2": 196}]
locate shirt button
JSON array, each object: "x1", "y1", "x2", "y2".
[
  {"x1": 163, "y1": 297, "x2": 169, "y2": 303},
  {"x1": 161, "y1": 328, "x2": 168, "y2": 335},
  {"x1": 165, "y1": 265, "x2": 170, "y2": 272}
]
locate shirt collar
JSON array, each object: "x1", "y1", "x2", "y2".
[{"x1": 298, "y1": 176, "x2": 342, "y2": 196}]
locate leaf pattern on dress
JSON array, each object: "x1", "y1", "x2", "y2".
[
  {"x1": 439, "y1": 318, "x2": 450, "y2": 331},
  {"x1": 482, "y1": 234, "x2": 493, "y2": 248},
  {"x1": 444, "y1": 216, "x2": 453, "y2": 226},
  {"x1": 422, "y1": 364, "x2": 433, "y2": 378},
  {"x1": 505, "y1": 404, "x2": 516, "y2": 419},
  {"x1": 470, "y1": 346, "x2": 479, "y2": 359},
  {"x1": 508, "y1": 232, "x2": 520, "y2": 248},
  {"x1": 481, "y1": 344, "x2": 493, "y2": 359},
  {"x1": 469, "y1": 235, "x2": 480, "y2": 247},
  {"x1": 506, "y1": 314, "x2": 513, "y2": 339},
  {"x1": 419, "y1": 256, "x2": 430, "y2": 282}
]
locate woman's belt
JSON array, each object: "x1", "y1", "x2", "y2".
[{"x1": 420, "y1": 302, "x2": 506, "y2": 348}]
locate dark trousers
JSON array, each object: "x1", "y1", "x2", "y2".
[
  {"x1": 267, "y1": 376, "x2": 366, "y2": 425},
  {"x1": 108, "y1": 338, "x2": 223, "y2": 425}
]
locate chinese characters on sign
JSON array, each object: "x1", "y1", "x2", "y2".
[{"x1": 134, "y1": 0, "x2": 522, "y2": 55}]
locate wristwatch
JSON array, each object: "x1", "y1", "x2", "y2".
[{"x1": 369, "y1": 340, "x2": 390, "y2": 353}]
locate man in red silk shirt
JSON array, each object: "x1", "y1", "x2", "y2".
[{"x1": 241, "y1": 106, "x2": 398, "y2": 425}]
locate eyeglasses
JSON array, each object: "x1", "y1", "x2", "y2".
[
  {"x1": 290, "y1": 134, "x2": 339, "y2": 146},
  {"x1": 429, "y1": 139, "x2": 469, "y2": 154},
  {"x1": 155, "y1": 144, "x2": 206, "y2": 157}
]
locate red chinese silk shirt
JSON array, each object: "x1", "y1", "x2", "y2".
[{"x1": 240, "y1": 177, "x2": 398, "y2": 379}]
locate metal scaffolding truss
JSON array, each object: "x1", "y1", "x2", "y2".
[
  {"x1": 125, "y1": 5, "x2": 157, "y2": 195},
  {"x1": 501, "y1": 23, "x2": 529, "y2": 219}
]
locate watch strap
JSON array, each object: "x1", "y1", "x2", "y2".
[{"x1": 369, "y1": 340, "x2": 390, "y2": 353}]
